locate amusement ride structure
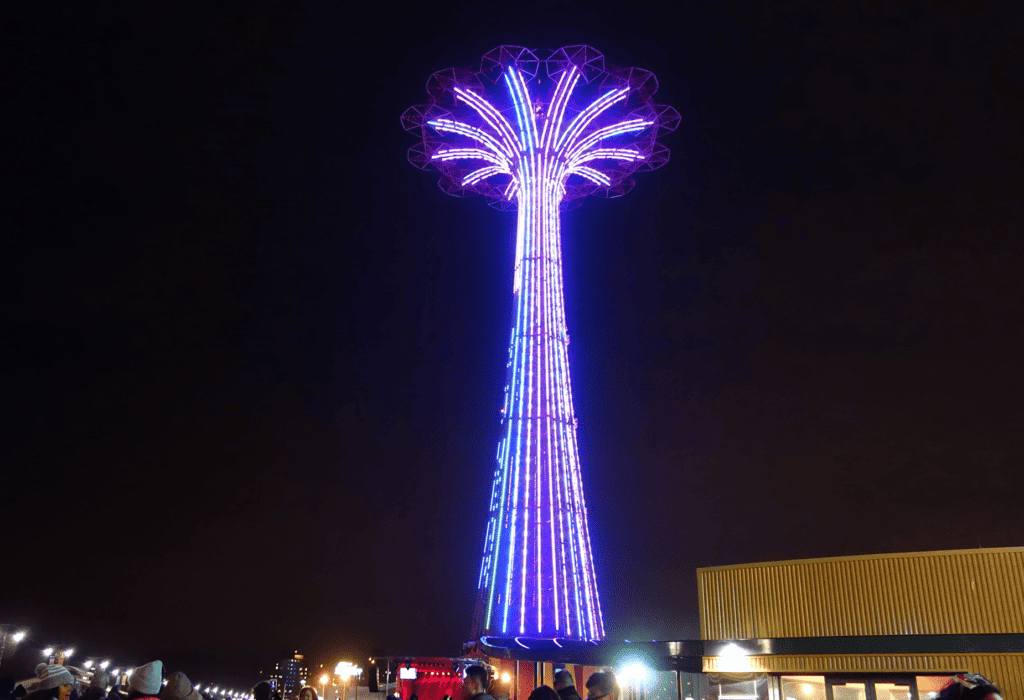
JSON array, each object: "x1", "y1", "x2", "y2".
[{"x1": 403, "y1": 45, "x2": 678, "y2": 644}]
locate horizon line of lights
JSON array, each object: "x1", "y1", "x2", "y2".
[{"x1": 6, "y1": 632, "x2": 255, "y2": 699}]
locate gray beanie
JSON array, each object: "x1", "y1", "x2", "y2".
[
  {"x1": 159, "y1": 672, "x2": 201, "y2": 700},
  {"x1": 37, "y1": 665, "x2": 75, "y2": 691},
  {"x1": 90, "y1": 671, "x2": 111, "y2": 690},
  {"x1": 129, "y1": 661, "x2": 164, "y2": 696}
]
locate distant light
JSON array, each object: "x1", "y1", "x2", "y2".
[
  {"x1": 196, "y1": 686, "x2": 202, "y2": 692},
  {"x1": 43, "y1": 648, "x2": 54, "y2": 656},
  {"x1": 12, "y1": 632, "x2": 26, "y2": 644},
  {"x1": 111, "y1": 670, "x2": 120, "y2": 678},
  {"x1": 100, "y1": 661, "x2": 111, "y2": 670},
  {"x1": 163, "y1": 681, "x2": 169, "y2": 687},
  {"x1": 63, "y1": 649, "x2": 74, "y2": 658},
  {"x1": 501, "y1": 674, "x2": 511, "y2": 683}
]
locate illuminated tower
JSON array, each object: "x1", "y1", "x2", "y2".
[{"x1": 403, "y1": 46, "x2": 678, "y2": 642}]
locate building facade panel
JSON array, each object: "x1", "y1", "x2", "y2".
[
  {"x1": 698, "y1": 547, "x2": 1024, "y2": 639},
  {"x1": 702, "y1": 653, "x2": 1024, "y2": 698}
]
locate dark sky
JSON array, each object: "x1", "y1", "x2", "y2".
[{"x1": 6, "y1": 0, "x2": 1023, "y2": 689}]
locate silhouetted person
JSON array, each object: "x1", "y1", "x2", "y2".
[
  {"x1": 553, "y1": 672, "x2": 581, "y2": 700},
  {"x1": 80, "y1": 672, "x2": 111, "y2": 700},
  {"x1": 461, "y1": 667, "x2": 494, "y2": 700},
  {"x1": 584, "y1": 674, "x2": 616, "y2": 700},
  {"x1": 252, "y1": 683, "x2": 272, "y2": 700},
  {"x1": 527, "y1": 687, "x2": 558, "y2": 700}
]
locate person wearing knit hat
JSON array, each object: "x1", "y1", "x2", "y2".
[
  {"x1": 157, "y1": 674, "x2": 199, "y2": 700},
  {"x1": 79, "y1": 672, "x2": 110, "y2": 700},
  {"x1": 22, "y1": 665, "x2": 75, "y2": 700},
  {"x1": 126, "y1": 663, "x2": 162, "y2": 700}
]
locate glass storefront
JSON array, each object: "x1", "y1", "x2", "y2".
[
  {"x1": 779, "y1": 676, "x2": 826, "y2": 700},
  {"x1": 711, "y1": 674, "x2": 956, "y2": 700}
]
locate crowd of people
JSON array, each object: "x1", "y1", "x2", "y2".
[
  {"x1": 0, "y1": 662, "x2": 206, "y2": 700},
  {"x1": 457, "y1": 664, "x2": 1003, "y2": 700},
  {"x1": 0, "y1": 661, "x2": 1003, "y2": 700}
]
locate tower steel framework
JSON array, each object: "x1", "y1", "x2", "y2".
[{"x1": 403, "y1": 45, "x2": 679, "y2": 643}]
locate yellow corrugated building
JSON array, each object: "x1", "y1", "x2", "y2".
[{"x1": 698, "y1": 547, "x2": 1024, "y2": 699}]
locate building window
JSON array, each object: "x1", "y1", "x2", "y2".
[
  {"x1": 779, "y1": 676, "x2": 826, "y2": 700},
  {"x1": 712, "y1": 678, "x2": 770, "y2": 700},
  {"x1": 915, "y1": 677, "x2": 953, "y2": 699}
]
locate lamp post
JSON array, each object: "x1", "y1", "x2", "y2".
[
  {"x1": 335, "y1": 663, "x2": 360, "y2": 700},
  {"x1": 0, "y1": 628, "x2": 28, "y2": 667},
  {"x1": 320, "y1": 675, "x2": 330, "y2": 700}
]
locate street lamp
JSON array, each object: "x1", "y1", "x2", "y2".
[
  {"x1": 335, "y1": 663, "x2": 360, "y2": 700},
  {"x1": 0, "y1": 628, "x2": 29, "y2": 667}
]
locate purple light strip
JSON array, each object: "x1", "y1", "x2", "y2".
[
  {"x1": 505, "y1": 176, "x2": 519, "y2": 201},
  {"x1": 504, "y1": 70, "x2": 532, "y2": 155},
  {"x1": 543, "y1": 169, "x2": 561, "y2": 632},
  {"x1": 463, "y1": 165, "x2": 507, "y2": 186},
  {"x1": 427, "y1": 119, "x2": 514, "y2": 160},
  {"x1": 538, "y1": 70, "x2": 571, "y2": 150},
  {"x1": 454, "y1": 87, "x2": 521, "y2": 157},
  {"x1": 533, "y1": 151, "x2": 543, "y2": 634},
  {"x1": 555, "y1": 88, "x2": 628, "y2": 152},
  {"x1": 433, "y1": 148, "x2": 510, "y2": 168},
  {"x1": 565, "y1": 120, "x2": 652, "y2": 161},
  {"x1": 569, "y1": 148, "x2": 644, "y2": 167},
  {"x1": 548, "y1": 182, "x2": 588, "y2": 633},
  {"x1": 515, "y1": 69, "x2": 540, "y2": 152},
  {"x1": 568, "y1": 166, "x2": 612, "y2": 187},
  {"x1": 544, "y1": 67, "x2": 580, "y2": 152},
  {"x1": 519, "y1": 154, "x2": 533, "y2": 634}
]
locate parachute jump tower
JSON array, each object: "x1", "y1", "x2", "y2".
[{"x1": 403, "y1": 45, "x2": 679, "y2": 644}]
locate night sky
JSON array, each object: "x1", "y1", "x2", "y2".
[{"x1": 7, "y1": 0, "x2": 1023, "y2": 689}]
